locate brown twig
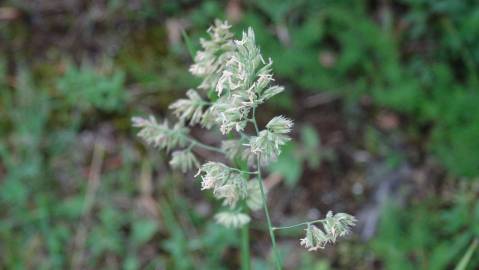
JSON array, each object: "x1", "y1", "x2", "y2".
[{"x1": 71, "y1": 142, "x2": 105, "y2": 270}]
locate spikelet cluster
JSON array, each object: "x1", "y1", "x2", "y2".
[
  {"x1": 169, "y1": 89, "x2": 206, "y2": 126},
  {"x1": 249, "y1": 116, "x2": 293, "y2": 165},
  {"x1": 195, "y1": 162, "x2": 247, "y2": 207},
  {"x1": 131, "y1": 116, "x2": 189, "y2": 152},
  {"x1": 300, "y1": 212, "x2": 357, "y2": 251},
  {"x1": 190, "y1": 20, "x2": 235, "y2": 90},
  {"x1": 209, "y1": 28, "x2": 286, "y2": 135},
  {"x1": 169, "y1": 150, "x2": 199, "y2": 173},
  {"x1": 214, "y1": 212, "x2": 251, "y2": 228},
  {"x1": 194, "y1": 162, "x2": 262, "y2": 227}
]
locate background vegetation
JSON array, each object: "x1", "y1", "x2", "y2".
[{"x1": 1, "y1": 0, "x2": 478, "y2": 269}]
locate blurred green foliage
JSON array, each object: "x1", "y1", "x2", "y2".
[
  {"x1": 187, "y1": 0, "x2": 472, "y2": 177},
  {"x1": 57, "y1": 63, "x2": 126, "y2": 112},
  {"x1": 1, "y1": 0, "x2": 479, "y2": 269},
  {"x1": 238, "y1": 0, "x2": 479, "y2": 177},
  {"x1": 372, "y1": 187, "x2": 479, "y2": 270}
]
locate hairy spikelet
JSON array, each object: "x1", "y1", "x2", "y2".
[
  {"x1": 249, "y1": 130, "x2": 290, "y2": 166},
  {"x1": 215, "y1": 212, "x2": 251, "y2": 228},
  {"x1": 196, "y1": 162, "x2": 248, "y2": 207},
  {"x1": 169, "y1": 150, "x2": 199, "y2": 173},
  {"x1": 247, "y1": 117, "x2": 293, "y2": 166},
  {"x1": 132, "y1": 116, "x2": 188, "y2": 152},
  {"x1": 246, "y1": 180, "x2": 263, "y2": 211},
  {"x1": 266, "y1": 116, "x2": 294, "y2": 134},
  {"x1": 190, "y1": 20, "x2": 235, "y2": 91},
  {"x1": 195, "y1": 162, "x2": 231, "y2": 190},
  {"x1": 300, "y1": 211, "x2": 357, "y2": 251},
  {"x1": 211, "y1": 95, "x2": 250, "y2": 134},
  {"x1": 169, "y1": 89, "x2": 206, "y2": 125},
  {"x1": 200, "y1": 106, "x2": 217, "y2": 129}
]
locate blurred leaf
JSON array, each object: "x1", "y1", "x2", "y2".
[
  {"x1": 123, "y1": 256, "x2": 140, "y2": 270},
  {"x1": 57, "y1": 63, "x2": 126, "y2": 112},
  {"x1": 269, "y1": 142, "x2": 302, "y2": 187},
  {"x1": 300, "y1": 125, "x2": 321, "y2": 168},
  {"x1": 131, "y1": 219, "x2": 158, "y2": 246}
]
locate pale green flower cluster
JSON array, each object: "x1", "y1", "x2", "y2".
[
  {"x1": 131, "y1": 116, "x2": 189, "y2": 152},
  {"x1": 169, "y1": 89, "x2": 207, "y2": 126},
  {"x1": 300, "y1": 212, "x2": 357, "y2": 251},
  {"x1": 133, "y1": 20, "x2": 289, "y2": 228},
  {"x1": 189, "y1": 20, "x2": 235, "y2": 91},
  {"x1": 249, "y1": 116, "x2": 293, "y2": 166},
  {"x1": 133, "y1": 20, "x2": 355, "y2": 253},
  {"x1": 214, "y1": 211, "x2": 251, "y2": 228},
  {"x1": 210, "y1": 28, "x2": 285, "y2": 135},
  {"x1": 169, "y1": 150, "x2": 199, "y2": 173},
  {"x1": 195, "y1": 162, "x2": 247, "y2": 207}
]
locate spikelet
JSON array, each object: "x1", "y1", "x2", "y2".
[
  {"x1": 266, "y1": 116, "x2": 294, "y2": 134},
  {"x1": 246, "y1": 180, "x2": 263, "y2": 211},
  {"x1": 169, "y1": 150, "x2": 199, "y2": 173},
  {"x1": 249, "y1": 130, "x2": 291, "y2": 166},
  {"x1": 189, "y1": 20, "x2": 235, "y2": 91},
  {"x1": 300, "y1": 211, "x2": 357, "y2": 251},
  {"x1": 195, "y1": 162, "x2": 248, "y2": 208},
  {"x1": 169, "y1": 89, "x2": 206, "y2": 126},
  {"x1": 215, "y1": 212, "x2": 251, "y2": 228},
  {"x1": 132, "y1": 116, "x2": 188, "y2": 152}
]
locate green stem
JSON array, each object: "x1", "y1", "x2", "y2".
[
  {"x1": 150, "y1": 123, "x2": 224, "y2": 154},
  {"x1": 240, "y1": 224, "x2": 250, "y2": 270},
  {"x1": 229, "y1": 167, "x2": 259, "y2": 175},
  {"x1": 252, "y1": 107, "x2": 282, "y2": 270},
  {"x1": 215, "y1": 162, "x2": 259, "y2": 175},
  {"x1": 255, "y1": 160, "x2": 282, "y2": 270},
  {"x1": 187, "y1": 138, "x2": 224, "y2": 154},
  {"x1": 272, "y1": 219, "x2": 325, "y2": 231}
]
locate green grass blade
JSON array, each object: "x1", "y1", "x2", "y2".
[
  {"x1": 454, "y1": 238, "x2": 478, "y2": 270},
  {"x1": 181, "y1": 30, "x2": 196, "y2": 59}
]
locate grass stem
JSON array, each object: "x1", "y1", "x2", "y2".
[
  {"x1": 252, "y1": 107, "x2": 282, "y2": 270},
  {"x1": 241, "y1": 224, "x2": 251, "y2": 270}
]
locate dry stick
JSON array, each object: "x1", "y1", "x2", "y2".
[{"x1": 71, "y1": 142, "x2": 105, "y2": 270}]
